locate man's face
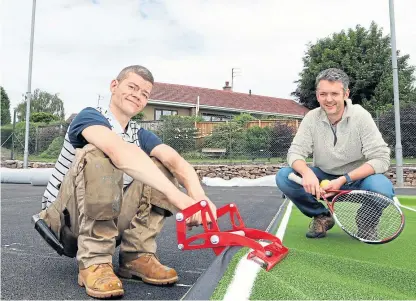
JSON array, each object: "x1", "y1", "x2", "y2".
[
  {"x1": 110, "y1": 72, "x2": 153, "y2": 117},
  {"x1": 316, "y1": 80, "x2": 349, "y2": 118}
]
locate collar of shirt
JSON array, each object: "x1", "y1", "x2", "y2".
[
  {"x1": 319, "y1": 98, "x2": 354, "y2": 125},
  {"x1": 100, "y1": 107, "x2": 134, "y2": 140}
]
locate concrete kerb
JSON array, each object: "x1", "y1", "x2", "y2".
[{"x1": 181, "y1": 198, "x2": 289, "y2": 300}]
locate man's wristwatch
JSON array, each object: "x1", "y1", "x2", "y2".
[{"x1": 343, "y1": 173, "x2": 353, "y2": 185}]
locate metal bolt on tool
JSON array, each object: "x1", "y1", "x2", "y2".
[
  {"x1": 210, "y1": 235, "x2": 220, "y2": 244},
  {"x1": 176, "y1": 213, "x2": 184, "y2": 221}
]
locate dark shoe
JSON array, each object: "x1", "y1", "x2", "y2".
[
  {"x1": 357, "y1": 227, "x2": 378, "y2": 240},
  {"x1": 78, "y1": 263, "x2": 124, "y2": 299},
  {"x1": 306, "y1": 214, "x2": 335, "y2": 238},
  {"x1": 118, "y1": 253, "x2": 178, "y2": 285}
]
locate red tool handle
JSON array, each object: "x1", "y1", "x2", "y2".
[{"x1": 176, "y1": 201, "x2": 289, "y2": 271}]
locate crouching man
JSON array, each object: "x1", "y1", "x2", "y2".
[{"x1": 34, "y1": 65, "x2": 216, "y2": 299}]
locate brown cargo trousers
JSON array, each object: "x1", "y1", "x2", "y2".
[{"x1": 39, "y1": 144, "x2": 179, "y2": 269}]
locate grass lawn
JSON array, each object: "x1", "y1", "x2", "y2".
[{"x1": 211, "y1": 196, "x2": 416, "y2": 300}]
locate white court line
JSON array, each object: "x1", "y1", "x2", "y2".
[
  {"x1": 393, "y1": 196, "x2": 416, "y2": 213},
  {"x1": 400, "y1": 205, "x2": 416, "y2": 212},
  {"x1": 223, "y1": 201, "x2": 293, "y2": 301}
]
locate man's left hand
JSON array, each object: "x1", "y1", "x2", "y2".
[{"x1": 322, "y1": 177, "x2": 345, "y2": 198}]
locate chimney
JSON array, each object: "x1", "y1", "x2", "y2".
[
  {"x1": 249, "y1": 89, "x2": 251, "y2": 96},
  {"x1": 223, "y1": 81, "x2": 232, "y2": 91}
]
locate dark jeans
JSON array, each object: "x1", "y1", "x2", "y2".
[{"x1": 275, "y1": 167, "x2": 395, "y2": 218}]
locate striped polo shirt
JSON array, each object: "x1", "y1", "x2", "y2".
[{"x1": 41, "y1": 107, "x2": 162, "y2": 209}]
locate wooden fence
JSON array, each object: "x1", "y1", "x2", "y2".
[
  {"x1": 196, "y1": 119, "x2": 300, "y2": 137},
  {"x1": 137, "y1": 119, "x2": 301, "y2": 138}
]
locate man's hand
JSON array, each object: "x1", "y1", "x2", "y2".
[
  {"x1": 301, "y1": 169, "x2": 322, "y2": 200},
  {"x1": 186, "y1": 195, "x2": 217, "y2": 230},
  {"x1": 322, "y1": 177, "x2": 345, "y2": 199}
]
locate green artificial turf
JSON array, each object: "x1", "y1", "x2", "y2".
[
  {"x1": 210, "y1": 247, "x2": 250, "y2": 300},
  {"x1": 250, "y1": 204, "x2": 416, "y2": 300},
  {"x1": 211, "y1": 204, "x2": 292, "y2": 300},
  {"x1": 209, "y1": 196, "x2": 416, "y2": 300},
  {"x1": 397, "y1": 195, "x2": 416, "y2": 208}
]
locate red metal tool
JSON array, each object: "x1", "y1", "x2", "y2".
[{"x1": 176, "y1": 200, "x2": 289, "y2": 271}]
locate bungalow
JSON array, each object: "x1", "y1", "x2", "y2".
[{"x1": 141, "y1": 81, "x2": 308, "y2": 121}]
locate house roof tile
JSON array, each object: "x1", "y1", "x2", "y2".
[{"x1": 150, "y1": 82, "x2": 308, "y2": 117}]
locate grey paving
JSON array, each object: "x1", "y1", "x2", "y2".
[{"x1": 1, "y1": 184, "x2": 284, "y2": 300}]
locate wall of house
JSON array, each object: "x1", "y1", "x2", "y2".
[
  {"x1": 142, "y1": 105, "x2": 192, "y2": 120},
  {"x1": 198, "y1": 109, "x2": 235, "y2": 120}
]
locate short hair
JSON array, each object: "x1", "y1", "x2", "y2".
[
  {"x1": 315, "y1": 68, "x2": 349, "y2": 91},
  {"x1": 116, "y1": 65, "x2": 154, "y2": 84}
]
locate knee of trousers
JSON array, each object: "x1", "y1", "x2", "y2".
[
  {"x1": 147, "y1": 157, "x2": 179, "y2": 216},
  {"x1": 361, "y1": 174, "x2": 395, "y2": 199},
  {"x1": 275, "y1": 167, "x2": 294, "y2": 193},
  {"x1": 81, "y1": 144, "x2": 124, "y2": 220}
]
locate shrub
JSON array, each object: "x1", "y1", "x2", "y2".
[
  {"x1": 269, "y1": 122, "x2": 295, "y2": 158},
  {"x1": 157, "y1": 115, "x2": 198, "y2": 154},
  {"x1": 378, "y1": 103, "x2": 416, "y2": 158},
  {"x1": 30, "y1": 112, "x2": 60, "y2": 123},
  {"x1": 39, "y1": 136, "x2": 64, "y2": 159},
  {"x1": 203, "y1": 122, "x2": 246, "y2": 157},
  {"x1": 232, "y1": 113, "x2": 256, "y2": 126},
  {"x1": 244, "y1": 126, "x2": 273, "y2": 158},
  {"x1": 1, "y1": 125, "x2": 14, "y2": 148}
]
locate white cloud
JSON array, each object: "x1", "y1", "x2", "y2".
[{"x1": 1, "y1": 0, "x2": 415, "y2": 118}]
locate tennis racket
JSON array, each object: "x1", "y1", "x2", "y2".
[{"x1": 288, "y1": 172, "x2": 405, "y2": 244}]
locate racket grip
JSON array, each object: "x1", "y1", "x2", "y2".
[{"x1": 288, "y1": 172, "x2": 303, "y2": 185}]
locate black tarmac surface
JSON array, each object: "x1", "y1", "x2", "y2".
[{"x1": 1, "y1": 184, "x2": 285, "y2": 300}]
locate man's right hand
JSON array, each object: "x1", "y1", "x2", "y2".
[
  {"x1": 168, "y1": 191, "x2": 216, "y2": 228},
  {"x1": 301, "y1": 169, "x2": 322, "y2": 200}
]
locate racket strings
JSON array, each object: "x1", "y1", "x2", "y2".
[{"x1": 333, "y1": 192, "x2": 402, "y2": 242}]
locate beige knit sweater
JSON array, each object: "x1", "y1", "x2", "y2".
[{"x1": 287, "y1": 99, "x2": 390, "y2": 175}]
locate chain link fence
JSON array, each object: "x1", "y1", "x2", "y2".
[
  {"x1": 375, "y1": 104, "x2": 416, "y2": 160},
  {"x1": 1, "y1": 122, "x2": 68, "y2": 162},
  {"x1": 1, "y1": 104, "x2": 416, "y2": 164}
]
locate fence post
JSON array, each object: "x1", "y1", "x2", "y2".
[
  {"x1": 35, "y1": 126, "x2": 39, "y2": 154},
  {"x1": 11, "y1": 110, "x2": 16, "y2": 160}
]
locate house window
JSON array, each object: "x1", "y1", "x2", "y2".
[
  {"x1": 201, "y1": 113, "x2": 232, "y2": 121},
  {"x1": 155, "y1": 109, "x2": 178, "y2": 120}
]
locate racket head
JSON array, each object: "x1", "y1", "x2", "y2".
[{"x1": 331, "y1": 190, "x2": 405, "y2": 244}]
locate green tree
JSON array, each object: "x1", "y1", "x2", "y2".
[
  {"x1": 232, "y1": 113, "x2": 256, "y2": 126},
  {"x1": 156, "y1": 115, "x2": 198, "y2": 154},
  {"x1": 1, "y1": 87, "x2": 12, "y2": 125},
  {"x1": 16, "y1": 89, "x2": 65, "y2": 121},
  {"x1": 30, "y1": 112, "x2": 60, "y2": 123},
  {"x1": 292, "y1": 22, "x2": 416, "y2": 114},
  {"x1": 131, "y1": 112, "x2": 145, "y2": 121}
]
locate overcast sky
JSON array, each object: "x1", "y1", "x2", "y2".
[{"x1": 1, "y1": 0, "x2": 415, "y2": 118}]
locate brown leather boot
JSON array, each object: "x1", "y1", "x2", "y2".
[
  {"x1": 118, "y1": 253, "x2": 178, "y2": 285},
  {"x1": 78, "y1": 263, "x2": 124, "y2": 299}
]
